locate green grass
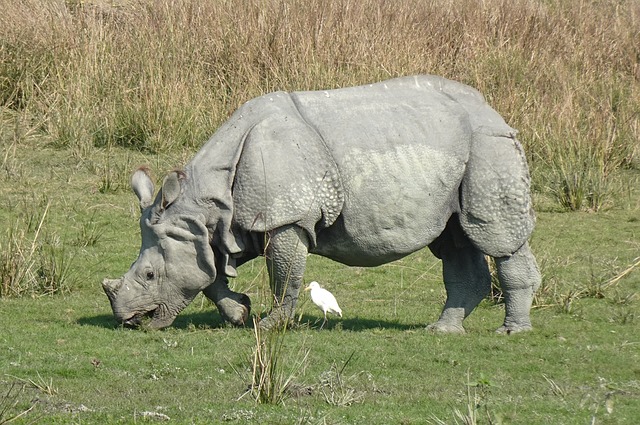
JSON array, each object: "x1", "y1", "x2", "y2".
[
  {"x1": 1, "y1": 1, "x2": 639, "y2": 422},
  {"x1": 0, "y1": 139, "x2": 639, "y2": 424}
]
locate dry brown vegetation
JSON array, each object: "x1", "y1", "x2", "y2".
[{"x1": 1, "y1": 0, "x2": 639, "y2": 209}]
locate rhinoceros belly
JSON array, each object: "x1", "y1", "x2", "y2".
[{"x1": 313, "y1": 143, "x2": 465, "y2": 266}]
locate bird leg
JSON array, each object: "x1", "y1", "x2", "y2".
[{"x1": 320, "y1": 314, "x2": 327, "y2": 330}]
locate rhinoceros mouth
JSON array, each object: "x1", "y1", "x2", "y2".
[{"x1": 122, "y1": 309, "x2": 156, "y2": 328}]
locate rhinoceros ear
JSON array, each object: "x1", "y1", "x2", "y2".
[
  {"x1": 161, "y1": 170, "x2": 186, "y2": 210},
  {"x1": 165, "y1": 215, "x2": 217, "y2": 278},
  {"x1": 132, "y1": 167, "x2": 155, "y2": 210}
]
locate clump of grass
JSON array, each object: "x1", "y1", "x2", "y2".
[
  {"x1": 429, "y1": 370, "x2": 495, "y2": 425},
  {"x1": 318, "y1": 351, "x2": 366, "y2": 406},
  {"x1": 243, "y1": 316, "x2": 309, "y2": 405},
  {"x1": 12, "y1": 373, "x2": 57, "y2": 397},
  {"x1": 0, "y1": 203, "x2": 74, "y2": 298},
  {"x1": 545, "y1": 158, "x2": 617, "y2": 212},
  {"x1": 73, "y1": 214, "x2": 104, "y2": 248}
]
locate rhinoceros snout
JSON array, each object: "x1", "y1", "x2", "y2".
[{"x1": 102, "y1": 277, "x2": 123, "y2": 299}]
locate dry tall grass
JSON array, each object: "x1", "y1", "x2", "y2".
[{"x1": 1, "y1": 0, "x2": 639, "y2": 208}]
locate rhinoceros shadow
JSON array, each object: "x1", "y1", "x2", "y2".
[
  {"x1": 77, "y1": 311, "x2": 225, "y2": 330},
  {"x1": 295, "y1": 315, "x2": 420, "y2": 331},
  {"x1": 78, "y1": 312, "x2": 420, "y2": 332},
  {"x1": 77, "y1": 314, "x2": 121, "y2": 328}
]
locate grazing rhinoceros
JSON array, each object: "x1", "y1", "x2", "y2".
[{"x1": 102, "y1": 75, "x2": 541, "y2": 333}]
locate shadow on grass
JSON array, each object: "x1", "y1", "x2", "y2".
[
  {"x1": 77, "y1": 310, "x2": 224, "y2": 330},
  {"x1": 296, "y1": 314, "x2": 422, "y2": 331},
  {"x1": 78, "y1": 311, "x2": 423, "y2": 332}
]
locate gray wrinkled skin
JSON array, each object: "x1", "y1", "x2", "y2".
[{"x1": 103, "y1": 75, "x2": 541, "y2": 333}]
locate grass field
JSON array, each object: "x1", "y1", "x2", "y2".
[{"x1": 1, "y1": 0, "x2": 640, "y2": 423}]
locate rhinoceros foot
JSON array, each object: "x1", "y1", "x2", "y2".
[
  {"x1": 495, "y1": 323, "x2": 533, "y2": 334},
  {"x1": 257, "y1": 308, "x2": 295, "y2": 331},
  {"x1": 216, "y1": 293, "x2": 251, "y2": 326},
  {"x1": 426, "y1": 322, "x2": 466, "y2": 334}
]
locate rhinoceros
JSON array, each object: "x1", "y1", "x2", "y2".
[{"x1": 102, "y1": 75, "x2": 541, "y2": 333}]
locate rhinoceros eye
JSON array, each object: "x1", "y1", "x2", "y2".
[{"x1": 146, "y1": 271, "x2": 155, "y2": 280}]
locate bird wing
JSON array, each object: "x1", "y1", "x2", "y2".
[{"x1": 316, "y1": 288, "x2": 342, "y2": 316}]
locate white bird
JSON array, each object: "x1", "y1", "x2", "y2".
[{"x1": 304, "y1": 281, "x2": 342, "y2": 329}]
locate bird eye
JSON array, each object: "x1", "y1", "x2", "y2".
[{"x1": 146, "y1": 271, "x2": 155, "y2": 280}]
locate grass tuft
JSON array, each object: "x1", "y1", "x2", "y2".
[
  {"x1": 318, "y1": 351, "x2": 366, "y2": 406},
  {"x1": 244, "y1": 317, "x2": 310, "y2": 405},
  {"x1": 429, "y1": 370, "x2": 495, "y2": 425},
  {"x1": 0, "y1": 203, "x2": 74, "y2": 298}
]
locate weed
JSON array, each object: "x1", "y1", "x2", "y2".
[
  {"x1": 319, "y1": 351, "x2": 366, "y2": 406},
  {"x1": 610, "y1": 306, "x2": 636, "y2": 325},
  {"x1": 0, "y1": 382, "x2": 36, "y2": 425},
  {"x1": 73, "y1": 215, "x2": 104, "y2": 248},
  {"x1": 95, "y1": 151, "x2": 133, "y2": 194},
  {"x1": 244, "y1": 316, "x2": 310, "y2": 405},
  {"x1": 8, "y1": 373, "x2": 57, "y2": 397},
  {"x1": 429, "y1": 370, "x2": 496, "y2": 425},
  {"x1": 611, "y1": 291, "x2": 637, "y2": 306},
  {"x1": 558, "y1": 289, "x2": 582, "y2": 315},
  {"x1": 543, "y1": 374, "x2": 566, "y2": 399},
  {"x1": 548, "y1": 161, "x2": 616, "y2": 212}
]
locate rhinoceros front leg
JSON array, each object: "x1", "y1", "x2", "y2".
[
  {"x1": 259, "y1": 225, "x2": 309, "y2": 330},
  {"x1": 494, "y1": 242, "x2": 541, "y2": 333},
  {"x1": 202, "y1": 277, "x2": 251, "y2": 326}
]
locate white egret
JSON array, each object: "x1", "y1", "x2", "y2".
[{"x1": 304, "y1": 281, "x2": 342, "y2": 329}]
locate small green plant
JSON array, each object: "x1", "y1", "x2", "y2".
[
  {"x1": 429, "y1": 370, "x2": 495, "y2": 425},
  {"x1": 550, "y1": 164, "x2": 614, "y2": 212},
  {"x1": 73, "y1": 214, "x2": 104, "y2": 248},
  {"x1": 558, "y1": 289, "x2": 582, "y2": 314},
  {"x1": 96, "y1": 152, "x2": 132, "y2": 194}
]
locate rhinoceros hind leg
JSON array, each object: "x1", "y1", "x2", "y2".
[
  {"x1": 428, "y1": 218, "x2": 491, "y2": 333},
  {"x1": 259, "y1": 225, "x2": 309, "y2": 330},
  {"x1": 494, "y1": 242, "x2": 541, "y2": 334}
]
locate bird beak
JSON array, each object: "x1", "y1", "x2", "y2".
[{"x1": 304, "y1": 285, "x2": 311, "y2": 291}]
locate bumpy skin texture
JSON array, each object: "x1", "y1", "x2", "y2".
[{"x1": 103, "y1": 75, "x2": 541, "y2": 333}]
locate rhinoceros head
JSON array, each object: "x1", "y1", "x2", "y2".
[{"x1": 102, "y1": 168, "x2": 221, "y2": 329}]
